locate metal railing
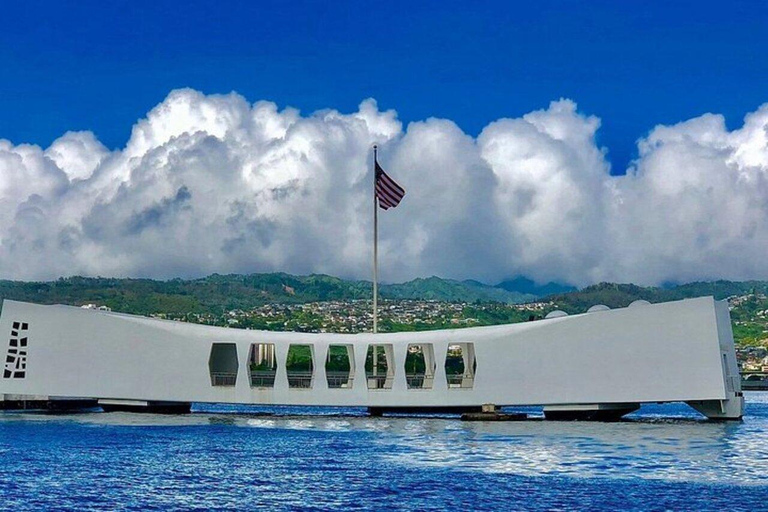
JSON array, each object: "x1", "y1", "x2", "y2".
[
  {"x1": 326, "y1": 371, "x2": 353, "y2": 388},
  {"x1": 366, "y1": 374, "x2": 394, "y2": 390},
  {"x1": 406, "y1": 373, "x2": 434, "y2": 389},
  {"x1": 287, "y1": 371, "x2": 313, "y2": 389},
  {"x1": 210, "y1": 372, "x2": 237, "y2": 387},
  {"x1": 214, "y1": 370, "x2": 480, "y2": 390},
  {"x1": 446, "y1": 373, "x2": 474, "y2": 388},
  {"x1": 250, "y1": 370, "x2": 277, "y2": 388}
]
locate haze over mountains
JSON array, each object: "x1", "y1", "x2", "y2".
[{"x1": 0, "y1": 273, "x2": 764, "y2": 317}]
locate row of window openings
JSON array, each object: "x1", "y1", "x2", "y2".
[{"x1": 208, "y1": 343, "x2": 477, "y2": 390}]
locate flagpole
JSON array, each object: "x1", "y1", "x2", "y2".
[{"x1": 372, "y1": 144, "x2": 379, "y2": 334}]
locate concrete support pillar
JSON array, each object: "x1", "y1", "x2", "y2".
[
  {"x1": 383, "y1": 344, "x2": 395, "y2": 379},
  {"x1": 687, "y1": 397, "x2": 744, "y2": 420},
  {"x1": 423, "y1": 345, "x2": 435, "y2": 378}
]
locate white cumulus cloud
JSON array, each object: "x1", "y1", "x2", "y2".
[{"x1": 1, "y1": 88, "x2": 768, "y2": 286}]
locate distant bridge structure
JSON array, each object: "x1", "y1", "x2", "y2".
[{"x1": 741, "y1": 371, "x2": 768, "y2": 391}]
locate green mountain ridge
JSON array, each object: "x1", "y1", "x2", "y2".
[
  {"x1": 549, "y1": 281, "x2": 768, "y2": 314},
  {"x1": 2, "y1": 273, "x2": 767, "y2": 346},
  {"x1": 496, "y1": 276, "x2": 576, "y2": 297},
  {"x1": 1, "y1": 274, "x2": 766, "y2": 319},
  {"x1": 0, "y1": 273, "x2": 534, "y2": 315},
  {"x1": 382, "y1": 276, "x2": 536, "y2": 304}
]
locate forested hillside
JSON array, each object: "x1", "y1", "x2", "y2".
[
  {"x1": 1, "y1": 275, "x2": 765, "y2": 317},
  {"x1": 548, "y1": 281, "x2": 768, "y2": 313},
  {"x1": 0, "y1": 273, "x2": 531, "y2": 315}
]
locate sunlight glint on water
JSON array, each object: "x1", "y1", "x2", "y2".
[{"x1": 1, "y1": 394, "x2": 768, "y2": 510}]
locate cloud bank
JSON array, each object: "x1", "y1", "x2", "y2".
[{"x1": 1, "y1": 88, "x2": 768, "y2": 286}]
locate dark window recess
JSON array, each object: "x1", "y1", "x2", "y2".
[
  {"x1": 248, "y1": 343, "x2": 278, "y2": 388},
  {"x1": 208, "y1": 343, "x2": 239, "y2": 387},
  {"x1": 365, "y1": 344, "x2": 395, "y2": 390},
  {"x1": 286, "y1": 345, "x2": 314, "y2": 389},
  {"x1": 326, "y1": 345, "x2": 354, "y2": 389}
]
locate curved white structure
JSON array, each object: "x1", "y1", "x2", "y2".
[{"x1": 0, "y1": 296, "x2": 744, "y2": 419}]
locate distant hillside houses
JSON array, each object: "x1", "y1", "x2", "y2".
[
  {"x1": 2, "y1": 273, "x2": 768, "y2": 358},
  {"x1": 738, "y1": 346, "x2": 768, "y2": 370}
]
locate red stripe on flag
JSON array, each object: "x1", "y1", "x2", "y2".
[
  {"x1": 376, "y1": 193, "x2": 395, "y2": 209},
  {"x1": 376, "y1": 183, "x2": 399, "y2": 206},
  {"x1": 376, "y1": 184, "x2": 401, "y2": 208},
  {"x1": 376, "y1": 162, "x2": 404, "y2": 194},
  {"x1": 375, "y1": 161, "x2": 405, "y2": 210},
  {"x1": 378, "y1": 176, "x2": 403, "y2": 200}
]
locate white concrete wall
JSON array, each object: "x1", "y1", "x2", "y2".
[{"x1": 0, "y1": 297, "x2": 733, "y2": 407}]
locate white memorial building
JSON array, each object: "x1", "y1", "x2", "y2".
[{"x1": 0, "y1": 296, "x2": 744, "y2": 420}]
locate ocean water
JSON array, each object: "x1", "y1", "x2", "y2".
[{"x1": 2, "y1": 395, "x2": 768, "y2": 511}]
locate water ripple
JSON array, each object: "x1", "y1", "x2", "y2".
[{"x1": 1, "y1": 396, "x2": 768, "y2": 510}]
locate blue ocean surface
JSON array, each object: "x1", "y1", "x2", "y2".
[{"x1": 2, "y1": 394, "x2": 768, "y2": 511}]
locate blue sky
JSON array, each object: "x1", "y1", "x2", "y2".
[
  {"x1": 2, "y1": 0, "x2": 766, "y2": 173},
  {"x1": 2, "y1": 1, "x2": 768, "y2": 284}
]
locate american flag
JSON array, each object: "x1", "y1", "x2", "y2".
[{"x1": 375, "y1": 161, "x2": 405, "y2": 210}]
